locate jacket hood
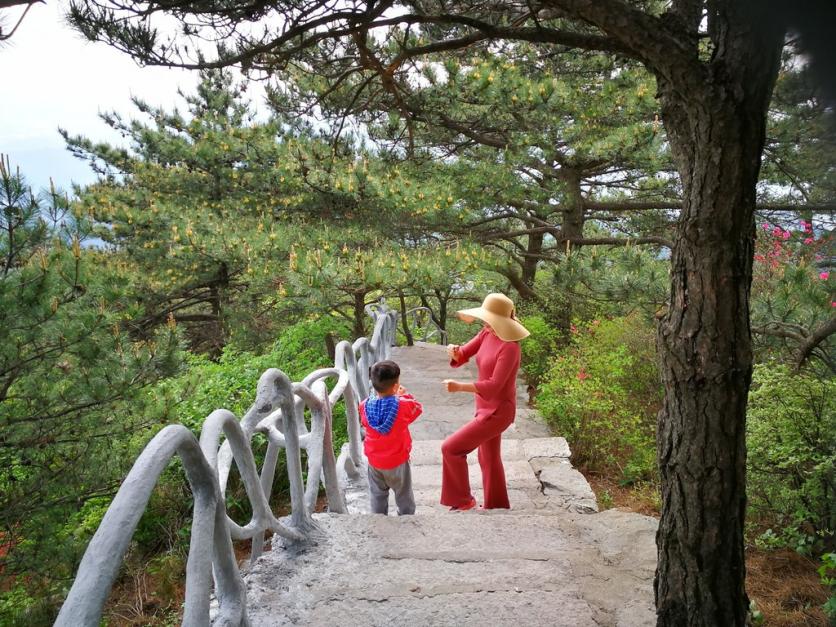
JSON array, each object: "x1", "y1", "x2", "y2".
[{"x1": 365, "y1": 395, "x2": 400, "y2": 435}]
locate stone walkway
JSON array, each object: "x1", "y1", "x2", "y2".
[{"x1": 239, "y1": 342, "x2": 658, "y2": 626}]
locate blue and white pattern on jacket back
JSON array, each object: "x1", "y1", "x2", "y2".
[{"x1": 364, "y1": 395, "x2": 400, "y2": 435}]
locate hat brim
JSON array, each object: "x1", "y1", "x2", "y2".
[{"x1": 456, "y1": 306, "x2": 530, "y2": 342}]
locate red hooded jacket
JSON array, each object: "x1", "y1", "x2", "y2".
[{"x1": 360, "y1": 393, "x2": 423, "y2": 470}]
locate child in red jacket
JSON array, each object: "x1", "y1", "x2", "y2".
[{"x1": 360, "y1": 360, "x2": 423, "y2": 515}]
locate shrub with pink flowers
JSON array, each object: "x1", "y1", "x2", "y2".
[{"x1": 752, "y1": 220, "x2": 834, "y2": 368}]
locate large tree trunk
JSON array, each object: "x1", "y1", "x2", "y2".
[
  {"x1": 206, "y1": 261, "x2": 229, "y2": 357},
  {"x1": 653, "y1": 15, "x2": 783, "y2": 625},
  {"x1": 559, "y1": 169, "x2": 584, "y2": 245},
  {"x1": 521, "y1": 229, "x2": 544, "y2": 292},
  {"x1": 501, "y1": 266, "x2": 540, "y2": 303}
]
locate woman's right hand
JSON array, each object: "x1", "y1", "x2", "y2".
[{"x1": 447, "y1": 344, "x2": 461, "y2": 360}]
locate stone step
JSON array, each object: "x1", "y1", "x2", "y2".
[
  {"x1": 411, "y1": 487, "x2": 548, "y2": 514},
  {"x1": 221, "y1": 342, "x2": 657, "y2": 627},
  {"x1": 341, "y1": 436, "x2": 596, "y2": 516},
  {"x1": 343, "y1": 471, "x2": 550, "y2": 515},
  {"x1": 239, "y1": 510, "x2": 658, "y2": 627},
  {"x1": 409, "y1": 437, "x2": 571, "y2": 466},
  {"x1": 410, "y1": 460, "x2": 540, "y2": 490}
]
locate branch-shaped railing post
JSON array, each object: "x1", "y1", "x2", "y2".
[
  {"x1": 55, "y1": 301, "x2": 399, "y2": 626},
  {"x1": 54, "y1": 425, "x2": 244, "y2": 626},
  {"x1": 404, "y1": 306, "x2": 448, "y2": 345},
  {"x1": 200, "y1": 405, "x2": 306, "y2": 543},
  {"x1": 277, "y1": 373, "x2": 313, "y2": 533}
]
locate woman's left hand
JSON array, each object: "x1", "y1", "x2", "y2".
[{"x1": 443, "y1": 379, "x2": 460, "y2": 393}]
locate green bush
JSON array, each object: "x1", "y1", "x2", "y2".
[
  {"x1": 151, "y1": 315, "x2": 351, "y2": 432},
  {"x1": 747, "y1": 362, "x2": 835, "y2": 555},
  {"x1": 819, "y1": 552, "x2": 836, "y2": 619},
  {"x1": 0, "y1": 585, "x2": 57, "y2": 627},
  {"x1": 519, "y1": 314, "x2": 562, "y2": 387},
  {"x1": 535, "y1": 314, "x2": 661, "y2": 482}
]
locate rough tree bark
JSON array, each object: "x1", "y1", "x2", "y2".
[
  {"x1": 351, "y1": 290, "x2": 367, "y2": 339},
  {"x1": 324, "y1": 332, "x2": 337, "y2": 361},
  {"x1": 653, "y1": 7, "x2": 784, "y2": 624},
  {"x1": 521, "y1": 229, "x2": 544, "y2": 291},
  {"x1": 500, "y1": 266, "x2": 540, "y2": 303},
  {"x1": 206, "y1": 261, "x2": 230, "y2": 357},
  {"x1": 397, "y1": 288, "x2": 414, "y2": 346},
  {"x1": 434, "y1": 288, "x2": 449, "y2": 331},
  {"x1": 559, "y1": 168, "x2": 585, "y2": 248}
]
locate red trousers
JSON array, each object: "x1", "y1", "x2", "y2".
[{"x1": 440, "y1": 413, "x2": 515, "y2": 509}]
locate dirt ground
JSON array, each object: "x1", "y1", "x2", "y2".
[{"x1": 586, "y1": 474, "x2": 830, "y2": 626}]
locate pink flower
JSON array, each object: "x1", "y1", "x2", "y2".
[
  {"x1": 832, "y1": 301, "x2": 836, "y2": 308},
  {"x1": 761, "y1": 223, "x2": 771, "y2": 231},
  {"x1": 820, "y1": 272, "x2": 830, "y2": 280},
  {"x1": 772, "y1": 226, "x2": 783, "y2": 237},
  {"x1": 782, "y1": 231, "x2": 791, "y2": 240},
  {"x1": 577, "y1": 368, "x2": 589, "y2": 381},
  {"x1": 804, "y1": 237, "x2": 814, "y2": 244},
  {"x1": 570, "y1": 324, "x2": 578, "y2": 334}
]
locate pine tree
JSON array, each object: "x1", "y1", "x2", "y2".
[{"x1": 0, "y1": 157, "x2": 179, "y2": 597}]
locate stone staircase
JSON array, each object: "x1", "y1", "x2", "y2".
[{"x1": 237, "y1": 343, "x2": 659, "y2": 626}]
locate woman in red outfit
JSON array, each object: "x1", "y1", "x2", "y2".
[{"x1": 441, "y1": 293, "x2": 529, "y2": 511}]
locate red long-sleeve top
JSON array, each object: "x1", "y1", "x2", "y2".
[{"x1": 450, "y1": 328, "x2": 521, "y2": 421}]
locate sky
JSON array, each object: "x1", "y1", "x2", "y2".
[{"x1": 1, "y1": 1, "x2": 199, "y2": 191}]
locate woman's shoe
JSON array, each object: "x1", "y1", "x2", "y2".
[{"x1": 449, "y1": 497, "x2": 478, "y2": 512}]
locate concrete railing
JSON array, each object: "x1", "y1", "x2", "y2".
[
  {"x1": 404, "y1": 306, "x2": 448, "y2": 345},
  {"x1": 54, "y1": 305, "x2": 398, "y2": 627}
]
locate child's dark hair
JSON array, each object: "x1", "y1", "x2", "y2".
[{"x1": 370, "y1": 360, "x2": 400, "y2": 393}]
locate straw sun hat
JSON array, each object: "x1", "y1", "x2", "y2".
[{"x1": 456, "y1": 293, "x2": 530, "y2": 342}]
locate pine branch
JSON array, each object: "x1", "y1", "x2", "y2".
[
  {"x1": 795, "y1": 317, "x2": 836, "y2": 372},
  {"x1": 0, "y1": 0, "x2": 41, "y2": 42},
  {"x1": 542, "y1": 0, "x2": 703, "y2": 82}
]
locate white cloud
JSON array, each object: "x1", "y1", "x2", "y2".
[
  {"x1": 1, "y1": 0, "x2": 198, "y2": 187},
  {"x1": 3, "y1": 1, "x2": 198, "y2": 134},
  {"x1": 2, "y1": 1, "x2": 275, "y2": 191}
]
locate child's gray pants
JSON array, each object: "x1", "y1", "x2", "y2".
[{"x1": 367, "y1": 460, "x2": 415, "y2": 515}]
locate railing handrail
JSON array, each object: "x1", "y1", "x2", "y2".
[
  {"x1": 55, "y1": 303, "x2": 399, "y2": 626},
  {"x1": 403, "y1": 306, "x2": 448, "y2": 345}
]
